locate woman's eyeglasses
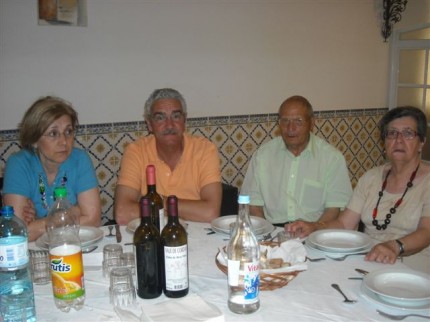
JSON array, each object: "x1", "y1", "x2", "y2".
[
  {"x1": 43, "y1": 128, "x2": 75, "y2": 140},
  {"x1": 385, "y1": 129, "x2": 417, "y2": 140}
]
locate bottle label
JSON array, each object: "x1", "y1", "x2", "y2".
[
  {"x1": 228, "y1": 259, "x2": 259, "y2": 302},
  {"x1": 50, "y1": 245, "x2": 85, "y2": 300},
  {"x1": 159, "y1": 209, "x2": 165, "y2": 231},
  {"x1": 164, "y1": 245, "x2": 188, "y2": 291},
  {"x1": 0, "y1": 236, "x2": 29, "y2": 268}
]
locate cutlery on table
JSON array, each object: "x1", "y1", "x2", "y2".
[
  {"x1": 331, "y1": 284, "x2": 357, "y2": 303},
  {"x1": 115, "y1": 224, "x2": 122, "y2": 243},
  {"x1": 306, "y1": 257, "x2": 326, "y2": 262},
  {"x1": 377, "y1": 310, "x2": 430, "y2": 320},
  {"x1": 355, "y1": 268, "x2": 369, "y2": 276},
  {"x1": 106, "y1": 226, "x2": 115, "y2": 238},
  {"x1": 327, "y1": 252, "x2": 368, "y2": 261},
  {"x1": 348, "y1": 268, "x2": 369, "y2": 280}
]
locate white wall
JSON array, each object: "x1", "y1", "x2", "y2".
[{"x1": 0, "y1": 0, "x2": 427, "y2": 130}]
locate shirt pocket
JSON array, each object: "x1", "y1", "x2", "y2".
[{"x1": 299, "y1": 178, "x2": 325, "y2": 214}]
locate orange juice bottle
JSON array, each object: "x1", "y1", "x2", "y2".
[{"x1": 47, "y1": 187, "x2": 85, "y2": 312}]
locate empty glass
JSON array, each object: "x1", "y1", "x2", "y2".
[
  {"x1": 29, "y1": 250, "x2": 51, "y2": 285},
  {"x1": 109, "y1": 267, "x2": 136, "y2": 307}
]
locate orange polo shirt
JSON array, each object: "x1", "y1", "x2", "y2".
[{"x1": 117, "y1": 134, "x2": 221, "y2": 199}]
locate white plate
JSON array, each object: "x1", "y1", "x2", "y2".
[
  {"x1": 307, "y1": 229, "x2": 372, "y2": 253},
  {"x1": 305, "y1": 238, "x2": 371, "y2": 256},
  {"x1": 361, "y1": 283, "x2": 430, "y2": 312},
  {"x1": 126, "y1": 217, "x2": 187, "y2": 233},
  {"x1": 363, "y1": 268, "x2": 430, "y2": 307},
  {"x1": 211, "y1": 215, "x2": 274, "y2": 236},
  {"x1": 36, "y1": 226, "x2": 104, "y2": 250}
]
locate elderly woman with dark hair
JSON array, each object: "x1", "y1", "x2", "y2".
[
  {"x1": 3, "y1": 96, "x2": 101, "y2": 241},
  {"x1": 287, "y1": 106, "x2": 430, "y2": 273}
]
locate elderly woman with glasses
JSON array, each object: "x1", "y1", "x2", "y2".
[
  {"x1": 3, "y1": 96, "x2": 101, "y2": 241},
  {"x1": 287, "y1": 106, "x2": 430, "y2": 273}
]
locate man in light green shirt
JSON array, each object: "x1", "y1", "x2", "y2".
[{"x1": 241, "y1": 95, "x2": 352, "y2": 226}]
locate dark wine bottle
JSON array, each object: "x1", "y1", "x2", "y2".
[
  {"x1": 160, "y1": 195, "x2": 189, "y2": 298},
  {"x1": 144, "y1": 165, "x2": 164, "y2": 232},
  {"x1": 133, "y1": 196, "x2": 162, "y2": 299}
]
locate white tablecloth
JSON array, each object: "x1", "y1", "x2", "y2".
[{"x1": 29, "y1": 222, "x2": 429, "y2": 321}]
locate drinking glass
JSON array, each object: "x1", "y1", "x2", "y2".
[
  {"x1": 29, "y1": 249, "x2": 51, "y2": 285},
  {"x1": 109, "y1": 267, "x2": 136, "y2": 307}
]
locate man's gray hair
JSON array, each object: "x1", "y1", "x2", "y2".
[{"x1": 144, "y1": 88, "x2": 187, "y2": 120}]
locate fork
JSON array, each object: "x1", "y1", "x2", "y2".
[
  {"x1": 377, "y1": 310, "x2": 430, "y2": 320},
  {"x1": 327, "y1": 252, "x2": 368, "y2": 261}
]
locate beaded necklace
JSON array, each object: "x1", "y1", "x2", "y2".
[
  {"x1": 38, "y1": 173, "x2": 67, "y2": 209},
  {"x1": 372, "y1": 163, "x2": 420, "y2": 230}
]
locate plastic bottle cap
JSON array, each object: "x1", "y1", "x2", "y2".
[
  {"x1": 54, "y1": 186, "x2": 67, "y2": 198},
  {"x1": 238, "y1": 195, "x2": 250, "y2": 204},
  {"x1": 0, "y1": 205, "x2": 14, "y2": 217}
]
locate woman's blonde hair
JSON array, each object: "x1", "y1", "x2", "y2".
[{"x1": 19, "y1": 96, "x2": 78, "y2": 150}]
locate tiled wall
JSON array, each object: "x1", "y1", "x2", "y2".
[{"x1": 0, "y1": 108, "x2": 387, "y2": 223}]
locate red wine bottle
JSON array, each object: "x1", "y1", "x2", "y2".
[
  {"x1": 133, "y1": 197, "x2": 162, "y2": 299},
  {"x1": 160, "y1": 195, "x2": 189, "y2": 298},
  {"x1": 144, "y1": 165, "x2": 164, "y2": 232}
]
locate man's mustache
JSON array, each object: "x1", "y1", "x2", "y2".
[{"x1": 161, "y1": 128, "x2": 178, "y2": 135}]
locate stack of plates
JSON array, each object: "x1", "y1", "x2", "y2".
[
  {"x1": 361, "y1": 268, "x2": 430, "y2": 312},
  {"x1": 306, "y1": 229, "x2": 372, "y2": 255},
  {"x1": 36, "y1": 226, "x2": 104, "y2": 250},
  {"x1": 210, "y1": 215, "x2": 274, "y2": 237}
]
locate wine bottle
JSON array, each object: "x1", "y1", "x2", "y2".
[
  {"x1": 144, "y1": 165, "x2": 164, "y2": 232},
  {"x1": 133, "y1": 197, "x2": 162, "y2": 299},
  {"x1": 160, "y1": 195, "x2": 189, "y2": 298},
  {"x1": 227, "y1": 195, "x2": 260, "y2": 314}
]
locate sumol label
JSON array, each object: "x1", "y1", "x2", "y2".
[
  {"x1": 0, "y1": 236, "x2": 29, "y2": 268},
  {"x1": 50, "y1": 245, "x2": 85, "y2": 300}
]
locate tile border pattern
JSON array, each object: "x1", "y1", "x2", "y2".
[{"x1": 0, "y1": 108, "x2": 388, "y2": 223}]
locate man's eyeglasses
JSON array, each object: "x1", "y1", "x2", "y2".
[
  {"x1": 151, "y1": 111, "x2": 185, "y2": 123},
  {"x1": 43, "y1": 128, "x2": 75, "y2": 140},
  {"x1": 278, "y1": 117, "x2": 306, "y2": 127},
  {"x1": 385, "y1": 129, "x2": 417, "y2": 140}
]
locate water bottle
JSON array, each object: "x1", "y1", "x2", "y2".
[
  {"x1": 46, "y1": 187, "x2": 85, "y2": 312},
  {"x1": 0, "y1": 205, "x2": 36, "y2": 322},
  {"x1": 227, "y1": 195, "x2": 260, "y2": 314}
]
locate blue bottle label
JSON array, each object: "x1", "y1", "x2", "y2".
[{"x1": 0, "y1": 236, "x2": 29, "y2": 268}]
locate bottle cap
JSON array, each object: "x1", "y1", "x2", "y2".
[
  {"x1": 0, "y1": 205, "x2": 14, "y2": 217},
  {"x1": 238, "y1": 195, "x2": 250, "y2": 204},
  {"x1": 54, "y1": 186, "x2": 67, "y2": 198}
]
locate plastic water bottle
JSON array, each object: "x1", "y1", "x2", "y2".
[
  {"x1": 46, "y1": 187, "x2": 85, "y2": 312},
  {"x1": 0, "y1": 205, "x2": 36, "y2": 322},
  {"x1": 227, "y1": 195, "x2": 260, "y2": 314}
]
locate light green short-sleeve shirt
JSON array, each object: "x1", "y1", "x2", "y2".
[{"x1": 241, "y1": 134, "x2": 352, "y2": 223}]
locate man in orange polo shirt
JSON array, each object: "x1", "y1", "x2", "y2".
[{"x1": 114, "y1": 88, "x2": 222, "y2": 225}]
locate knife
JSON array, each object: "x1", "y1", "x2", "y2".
[
  {"x1": 115, "y1": 224, "x2": 122, "y2": 243},
  {"x1": 355, "y1": 268, "x2": 369, "y2": 276}
]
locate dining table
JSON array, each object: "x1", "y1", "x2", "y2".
[{"x1": 28, "y1": 220, "x2": 430, "y2": 322}]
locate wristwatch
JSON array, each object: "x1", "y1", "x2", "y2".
[{"x1": 395, "y1": 239, "x2": 405, "y2": 255}]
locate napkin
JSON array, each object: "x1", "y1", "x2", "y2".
[
  {"x1": 141, "y1": 294, "x2": 224, "y2": 322},
  {"x1": 114, "y1": 294, "x2": 224, "y2": 322},
  {"x1": 217, "y1": 239, "x2": 308, "y2": 274}
]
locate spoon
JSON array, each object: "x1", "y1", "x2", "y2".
[
  {"x1": 106, "y1": 226, "x2": 115, "y2": 238},
  {"x1": 331, "y1": 284, "x2": 357, "y2": 303},
  {"x1": 82, "y1": 245, "x2": 98, "y2": 253},
  {"x1": 327, "y1": 252, "x2": 368, "y2": 261},
  {"x1": 377, "y1": 310, "x2": 430, "y2": 320}
]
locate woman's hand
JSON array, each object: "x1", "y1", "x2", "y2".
[
  {"x1": 365, "y1": 240, "x2": 399, "y2": 264},
  {"x1": 22, "y1": 199, "x2": 36, "y2": 225}
]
